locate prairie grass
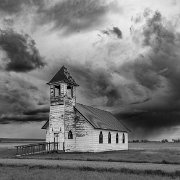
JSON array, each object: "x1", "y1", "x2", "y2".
[
  {"x1": 25, "y1": 149, "x2": 180, "y2": 164},
  {"x1": 0, "y1": 143, "x2": 180, "y2": 165},
  {"x1": 0, "y1": 164, "x2": 179, "y2": 180}
]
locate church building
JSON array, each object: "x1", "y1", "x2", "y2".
[{"x1": 42, "y1": 66, "x2": 129, "y2": 152}]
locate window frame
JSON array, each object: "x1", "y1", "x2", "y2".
[
  {"x1": 67, "y1": 85, "x2": 73, "y2": 98},
  {"x1": 116, "y1": 133, "x2": 119, "y2": 144},
  {"x1": 68, "y1": 130, "x2": 73, "y2": 139},
  {"x1": 108, "y1": 132, "x2": 111, "y2": 144},
  {"x1": 54, "y1": 85, "x2": 61, "y2": 97},
  {"x1": 122, "y1": 133, "x2": 125, "y2": 143},
  {"x1": 99, "y1": 131, "x2": 103, "y2": 144}
]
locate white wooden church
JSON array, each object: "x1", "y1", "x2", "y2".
[{"x1": 42, "y1": 66, "x2": 129, "y2": 152}]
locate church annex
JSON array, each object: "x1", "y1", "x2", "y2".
[{"x1": 42, "y1": 66, "x2": 129, "y2": 152}]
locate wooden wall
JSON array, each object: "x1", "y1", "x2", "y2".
[
  {"x1": 66, "y1": 110, "x2": 128, "y2": 152},
  {"x1": 92, "y1": 130, "x2": 128, "y2": 152},
  {"x1": 74, "y1": 111, "x2": 95, "y2": 152},
  {"x1": 64, "y1": 97, "x2": 76, "y2": 151}
]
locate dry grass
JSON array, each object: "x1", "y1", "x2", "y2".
[
  {"x1": 0, "y1": 143, "x2": 180, "y2": 165},
  {"x1": 25, "y1": 149, "x2": 180, "y2": 164},
  {"x1": 0, "y1": 164, "x2": 179, "y2": 180}
]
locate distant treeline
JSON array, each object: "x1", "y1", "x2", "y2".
[
  {"x1": 0, "y1": 138, "x2": 45, "y2": 142},
  {"x1": 129, "y1": 139, "x2": 180, "y2": 143}
]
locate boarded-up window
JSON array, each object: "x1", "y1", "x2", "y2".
[
  {"x1": 67, "y1": 85, "x2": 73, "y2": 98},
  {"x1": 55, "y1": 85, "x2": 60, "y2": 97},
  {"x1": 116, "y1": 133, "x2": 119, "y2": 144},
  {"x1": 108, "y1": 132, "x2": 111, "y2": 144},
  {"x1": 99, "y1": 131, "x2": 103, "y2": 144},
  {"x1": 68, "y1": 130, "x2": 73, "y2": 139},
  {"x1": 122, "y1": 133, "x2": 125, "y2": 143}
]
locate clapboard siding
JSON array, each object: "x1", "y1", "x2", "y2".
[
  {"x1": 92, "y1": 130, "x2": 128, "y2": 152},
  {"x1": 74, "y1": 111, "x2": 95, "y2": 152},
  {"x1": 64, "y1": 97, "x2": 76, "y2": 151}
]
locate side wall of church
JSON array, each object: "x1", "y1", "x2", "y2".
[
  {"x1": 74, "y1": 111, "x2": 95, "y2": 152},
  {"x1": 92, "y1": 130, "x2": 128, "y2": 152}
]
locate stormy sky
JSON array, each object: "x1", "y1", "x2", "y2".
[{"x1": 0, "y1": 0, "x2": 180, "y2": 140}]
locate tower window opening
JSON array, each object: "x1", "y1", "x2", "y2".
[
  {"x1": 67, "y1": 85, "x2": 73, "y2": 98},
  {"x1": 54, "y1": 85, "x2": 60, "y2": 97}
]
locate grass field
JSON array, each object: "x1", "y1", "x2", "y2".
[
  {"x1": 0, "y1": 142, "x2": 180, "y2": 165},
  {"x1": 21, "y1": 143, "x2": 180, "y2": 164},
  {"x1": 0, "y1": 142, "x2": 180, "y2": 179},
  {"x1": 0, "y1": 164, "x2": 179, "y2": 180}
]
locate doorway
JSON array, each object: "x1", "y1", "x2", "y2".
[{"x1": 54, "y1": 133, "x2": 59, "y2": 150}]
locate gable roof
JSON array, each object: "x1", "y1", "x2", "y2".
[
  {"x1": 47, "y1": 66, "x2": 79, "y2": 86},
  {"x1": 75, "y1": 103, "x2": 129, "y2": 132},
  {"x1": 42, "y1": 103, "x2": 129, "y2": 132}
]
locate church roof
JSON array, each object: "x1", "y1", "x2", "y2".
[
  {"x1": 47, "y1": 66, "x2": 79, "y2": 86},
  {"x1": 42, "y1": 103, "x2": 129, "y2": 132},
  {"x1": 75, "y1": 103, "x2": 129, "y2": 132}
]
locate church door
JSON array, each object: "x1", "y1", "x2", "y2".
[{"x1": 54, "y1": 133, "x2": 59, "y2": 150}]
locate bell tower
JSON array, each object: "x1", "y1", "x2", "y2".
[{"x1": 46, "y1": 66, "x2": 79, "y2": 150}]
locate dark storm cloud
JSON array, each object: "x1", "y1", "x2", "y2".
[
  {"x1": 102, "y1": 27, "x2": 123, "y2": 39},
  {"x1": 0, "y1": 113, "x2": 48, "y2": 124},
  {"x1": 23, "y1": 107, "x2": 49, "y2": 115},
  {"x1": 0, "y1": 71, "x2": 49, "y2": 124},
  {"x1": 116, "y1": 110, "x2": 180, "y2": 138},
  {"x1": 37, "y1": 0, "x2": 120, "y2": 34},
  {"x1": 129, "y1": 10, "x2": 180, "y2": 100},
  {"x1": 68, "y1": 64, "x2": 121, "y2": 107},
  {"x1": 0, "y1": 0, "x2": 44, "y2": 15},
  {"x1": 112, "y1": 10, "x2": 180, "y2": 137},
  {"x1": 0, "y1": 29, "x2": 45, "y2": 72}
]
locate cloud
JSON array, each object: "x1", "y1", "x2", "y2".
[
  {"x1": 36, "y1": 0, "x2": 120, "y2": 34},
  {"x1": 0, "y1": 113, "x2": 48, "y2": 124},
  {"x1": 0, "y1": 29, "x2": 45, "y2": 72},
  {"x1": 0, "y1": 71, "x2": 49, "y2": 124},
  {"x1": 116, "y1": 110, "x2": 180, "y2": 139},
  {"x1": 0, "y1": 0, "x2": 121, "y2": 35},
  {"x1": 23, "y1": 107, "x2": 49, "y2": 115},
  {"x1": 102, "y1": 26, "x2": 123, "y2": 39},
  {"x1": 109, "y1": 10, "x2": 180, "y2": 137},
  {"x1": 0, "y1": 0, "x2": 44, "y2": 15}
]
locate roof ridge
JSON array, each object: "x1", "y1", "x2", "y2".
[{"x1": 76, "y1": 103, "x2": 112, "y2": 114}]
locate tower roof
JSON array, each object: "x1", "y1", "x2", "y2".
[{"x1": 47, "y1": 66, "x2": 79, "y2": 86}]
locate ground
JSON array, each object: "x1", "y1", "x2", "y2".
[
  {"x1": 0, "y1": 166, "x2": 179, "y2": 180},
  {"x1": 0, "y1": 142, "x2": 180, "y2": 179}
]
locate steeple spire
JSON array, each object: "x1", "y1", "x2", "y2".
[{"x1": 47, "y1": 66, "x2": 79, "y2": 86}]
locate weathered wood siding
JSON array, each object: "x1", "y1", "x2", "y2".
[
  {"x1": 65, "y1": 110, "x2": 128, "y2": 152},
  {"x1": 64, "y1": 97, "x2": 76, "y2": 151},
  {"x1": 92, "y1": 130, "x2": 128, "y2": 152},
  {"x1": 47, "y1": 104, "x2": 65, "y2": 150},
  {"x1": 74, "y1": 111, "x2": 95, "y2": 152}
]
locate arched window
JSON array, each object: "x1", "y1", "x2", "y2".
[
  {"x1": 122, "y1": 133, "x2": 125, "y2": 143},
  {"x1": 116, "y1": 133, "x2": 119, "y2": 144},
  {"x1": 99, "y1": 131, "x2": 103, "y2": 144},
  {"x1": 68, "y1": 130, "x2": 73, "y2": 139},
  {"x1": 108, "y1": 132, "x2": 111, "y2": 144}
]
